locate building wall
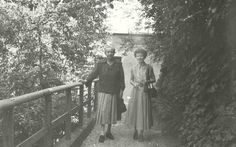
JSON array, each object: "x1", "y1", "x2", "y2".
[{"x1": 108, "y1": 33, "x2": 152, "y2": 52}]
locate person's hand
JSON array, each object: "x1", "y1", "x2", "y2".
[
  {"x1": 79, "y1": 79, "x2": 86, "y2": 84},
  {"x1": 135, "y1": 82, "x2": 146, "y2": 87},
  {"x1": 79, "y1": 79, "x2": 90, "y2": 87},
  {"x1": 138, "y1": 82, "x2": 145, "y2": 87},
  {"x1": 133, "y1": 82, "x2": 140, "y2": 87}
]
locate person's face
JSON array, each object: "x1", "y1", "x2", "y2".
[
  {"x1": 135, "y1": 53, "x2": 145, "y2": 63},
  {"x1": 105, "y1": 48, "x2": 115, "y2": 59}
]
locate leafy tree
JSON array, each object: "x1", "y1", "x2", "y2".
[
  {"x1": 139, "y1": 0, "x2": 235, "y2": 146},
  {"x1": 0, "y1": 0, "x2": 108, "y2": 145}
]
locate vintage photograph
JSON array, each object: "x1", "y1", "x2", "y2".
[{"x1": 0, "y1": 0, "x2": 235, "y2": 147}]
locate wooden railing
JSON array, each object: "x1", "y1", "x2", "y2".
[{"x1": 0, "y1": 80, "x2": 98, "y2": 147}]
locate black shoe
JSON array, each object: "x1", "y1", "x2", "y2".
[
  {"x1": 133, "y1": 131, "x2": 138, "y2": 140},
  {"x1": 99, "y1": 135, "x2": 105, "y2": 143},
  {"x1": 138, "y1": 134, "x2": 144, "y2": 142},
  {"x1": 106, "y1": 132, "x2": 114, "y2": 140}
]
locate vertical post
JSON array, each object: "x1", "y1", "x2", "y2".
[
  {"x1": 87, "y1": 84, "x2": 92, "y2": 118},
  {"x1": 93, "y1": 81, "x2": 98, "y2": 112},
  {"x1": 79, "y1": 85, "x2": 84, "y2": 126},
  {"x1": 65, "y1": 88, "x2": 72, "y2": 140},
  {"x1": 43, "y1": 94, "x2": 53, "y2": 147},
  {"x1": 2, "y1": 107, "x2": 14, "y2": 147}
]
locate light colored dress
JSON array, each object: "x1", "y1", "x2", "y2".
[{"x1": 125, "y1": 63, "x2": 155, "y2": 130}]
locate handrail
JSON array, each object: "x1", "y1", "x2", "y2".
[
  {"x1": 0, "y1": 80, "x2": 98, "y2": 147},
  {"x1": 0, "y1": 82, "x2": 83, "y2": 111}
]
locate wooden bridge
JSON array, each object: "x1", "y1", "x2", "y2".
[{"x1": 0, "y1": 80, "x2": 99, "y2": 147}]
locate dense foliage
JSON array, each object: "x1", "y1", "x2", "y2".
[
  {"x1": 139, "y1": 0, "x2": 236, "y2": 146},
  {"x1": 0, "y1": 0, "x2": 108, "y2": 145}
]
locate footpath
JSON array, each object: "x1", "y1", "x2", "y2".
[{"x1": 81, "y1": 118, "x2": 180, "y2": 147}]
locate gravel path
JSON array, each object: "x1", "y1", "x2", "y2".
[
  {"x1": 81, "y1": 121, "x2": 158, "y2": 147},
  {"x1": 81, "y1": 119, "x2": 179, "y2": 147}
]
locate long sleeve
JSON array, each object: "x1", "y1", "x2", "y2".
[
  {"x1": 88, "y1": 60, "x2": 125, "y2": 94},
  {"x1": 119, "y1": 63, "x2": 125, "y2": 91},
  {"x1": 130, "y1": 68, "x2": 135, "y2": 86},
  {"x1": 86, "y1": 62, "x2": 99, "y2": 84}
]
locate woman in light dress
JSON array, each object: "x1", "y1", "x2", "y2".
[{"x1": 126, "y1": 48, "x2": 156, "y2": 142}]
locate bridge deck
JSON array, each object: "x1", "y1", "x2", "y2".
[{"x1": 81, "y1": 119, "x2": 179, "y2": 147}]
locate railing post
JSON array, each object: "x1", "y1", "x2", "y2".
[
  {"x1": 2, "y1": 107, "x2": 14, "y2": 147},
  {"x1": 93, "y1": 81, "x2": 98, "y2": 112},
  {"x1": 79, "y1": 85, "x2": 84, "y2": 126},
  {"x1": 65, "y1": 88, "x2": 72, "y2": 140},
  {"x1": 87, "y1": 84, "x2": 92, "y2": 118},
  {"x1": 43, "y1": 94, "x2": 53, "y2": 147}
]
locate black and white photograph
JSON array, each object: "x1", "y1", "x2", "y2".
[{"x1": 0, "y1": 0, "x2": 235, "y2": 147}]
